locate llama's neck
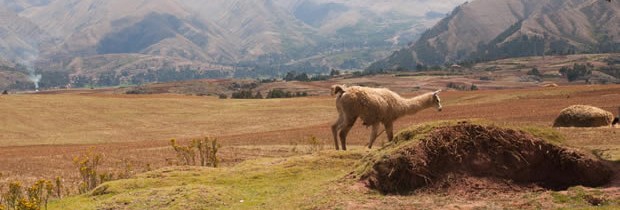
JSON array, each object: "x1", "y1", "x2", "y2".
[{"x1": 402, "y1": 93, "x2": 435, "y2": 116}]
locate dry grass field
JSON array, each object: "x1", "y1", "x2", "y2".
[{"x1": 1, "y1": 71, "x2": 620, "y2": 208}]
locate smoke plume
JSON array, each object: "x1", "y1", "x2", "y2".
[{"x1": 20, "y1": 53, "x2": 42, "y2": 90}]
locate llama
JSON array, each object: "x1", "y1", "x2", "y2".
[{"x1": 330, "y1": 85, "x2": 443, "y2": 150}]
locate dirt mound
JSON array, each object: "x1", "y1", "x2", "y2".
[
  {"x1": 361, "y1": 123, "x2": 612, "y2": 194},
  {"x1": 553, "y1": 105, "x2": 614, "y2": 127}
]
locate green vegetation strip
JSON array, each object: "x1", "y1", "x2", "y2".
[{"x1": 50, "y1": 152, "x2": 362, "y2": 210}]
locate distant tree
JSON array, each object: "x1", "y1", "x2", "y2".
[
  {"x1": 527, "y1": 67, "x2": 542, "y2": 76},
  {"x1": 254, "y1": 91, "x2": 263, "y2": 99},
  {"x1": 559, "y1": 66, "x2": 569, "y2": 75},
  {"x1": 416, "y1": 63, "x2": 429, "y2": 71},
  {"x1": 294, "y1": 73, "x2": 310, "y2": 82},
  {"x1": 267, "y1": 89, "x2": 285, "y2": 98},
  {"x1": 231, "y1": 90, "x2": 255, "y2": 99},
  {"x1": 284, "y1": 72, "x2": 296, "y2": 81},
  {"x1": 310, "y1": 74, "x2": 330, "y2": 81},
  {"x1": 265, "y1": 89, "x2": 308, "y2": 98},
  {"x1": 458, "y1": 61, "x2": 475, "y2": 69},
  {"x1": 560, "y1": 63, "x2": 592, "y2": 82},
  {"x1": 329, "y1": 69, "x2": 341, "y2": 77}
]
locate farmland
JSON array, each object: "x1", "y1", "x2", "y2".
[
  {"x1": 1, "y1": 55, "x2": 620, "y2": 209},
  {"x1": 1, "y1": 83, "x2": 619, "y2": 208}
]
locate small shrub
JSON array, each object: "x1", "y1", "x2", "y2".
[
  {"x1": 170, "y1": 137, "x2": 221, "y2": 167},
  {"x1": 479, "y1": 76, "x2": 493, "y2": 81},
  {"x1": 1, "y1": 180, "x2": 54, "y2": 210},
  {"x1": 2, "y1": 182, "x2": 22, "y2": 209},
  {"x1": 25, "y1": 179, "x2": 53, "y2": 210},
  {"x1": 54, "y1": 177, "x2": 63, "y2": 199},
  {"x1": 73, "y1": 149, "x2": 105, "y2": 193},
  {"x1": 194, "y1": 137, "x2": 221, "y2": 167},
  {"x1": 170, "y1": 139, "x2": 196, "y2": 165},
  {"x1": 447, "y1": 82, "x2": 479, "y2": 91},
  {"x1": 115, "y1": 158, "x2": 136, "y2": 179},
  {"x1": 447, "y1": 82, "x2": 464, "y2": 91},
  {"x1": 306, "y1": 136, "x2": 324, "y2": 154},
  {"x1": 289, "y1": 140, "x2": 299, "y2": 153},
  {"x1": 470, "y1": 84, "x2": 479, "y2": 91}
]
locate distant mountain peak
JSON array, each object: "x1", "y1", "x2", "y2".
[{"x1": 369, "y1": 0, "x2": 620, "y2": 71}]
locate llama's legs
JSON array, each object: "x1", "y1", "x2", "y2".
[
  {"x1": 331, "y1": 114, "x2": 344, "y2": 150},
  {"x1": 338, "y1": 116, "x2": 357, "y2": 151},
  {"x1": 384, "y1": 122, "x2": 394, "y2": 142},
  {"x1": 368, "y1": 123, "x2": 379, "y2": 149}
]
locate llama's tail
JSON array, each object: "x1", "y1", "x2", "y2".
[{"x1": 331, "y1": 84, "x2": 346, "y2": 97}]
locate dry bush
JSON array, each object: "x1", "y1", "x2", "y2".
[
  {"x1": 306, "y1": 135, "x2": 325, "y2": 154},
  {"x1": 553, "y1": 105, "x2": 614, "y2": 127},
  {"x1": 170, "y1": 137, "x2": 220, "y2": 167},
  {"x1": 195, "y1": 137, "x2": 220, "y2": 167},
  {"x1": 287, "y1": 136, "x2": 325, "y2": 154},
  {"x1": 73, "y1": 149, "x2": 105, "y2": 193},
  {"x1": 53, "y1": 177, "x2": 62, "y2": 199},
  {"x1": 115, "y1": 158, "x2": 135, "y2": 179},
  {"x1": 1, "y1": 179, "x2": 56, "y2": 210},
  {"x1": 170, "y1": 139, "x2": 196, "y2": 165}
]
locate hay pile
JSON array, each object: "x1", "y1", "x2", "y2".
[
  {"x1": 553, "y1": 105, "x2": 614, "y2": 127},
  {"x1": 360, "y1": 123, "x2": 612, "y2": 194}
]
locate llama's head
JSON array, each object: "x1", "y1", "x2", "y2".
[{"x1": 432, "y1": 90, "x2": 442, "y2": 112}]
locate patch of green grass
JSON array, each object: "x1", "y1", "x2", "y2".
[
  {"x1": 49, "y1": 151, "x2": 363, "y2": 210},
  {"x1": 551, "y1": 186, "x2": 620, "y2": 209},
  {"x1": 516, "y1": 126, "x2": 565, "y2": 144}
]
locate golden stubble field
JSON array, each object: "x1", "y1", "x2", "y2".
[{"x1": 1, "y1": 84, "x2": 620, "y2": 202}]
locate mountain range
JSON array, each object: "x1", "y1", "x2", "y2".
[
  {"x1": 369, "y1": 0, "x2": 620, "y2": 71},
  {"x1": 0, "y1": 0, "x2": 467, "y2": 90},
  {"x1": 1, "y1": 0, "x2": 618, "y2": 90}
]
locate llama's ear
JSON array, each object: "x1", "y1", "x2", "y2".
[
  {"x1": 434, "y1": 89, "x2": 442, "y2": 94},
  {"x1": 331, "y1": 84, "x2": 345, "y2": 96}
]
